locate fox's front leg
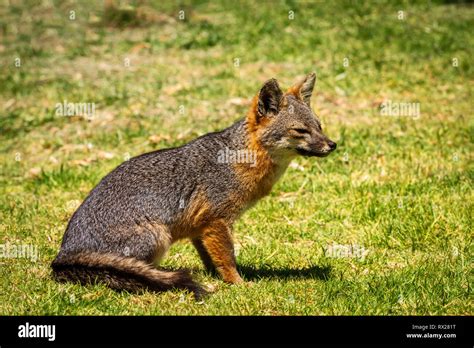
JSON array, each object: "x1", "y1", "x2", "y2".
[
  {"x1": 198, "y1": 220, "x2": 243, "y2": 284},
  {"x1": 192, "y1": 237, "x2": 216, "y2": 274}
]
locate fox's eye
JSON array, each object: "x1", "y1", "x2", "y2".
[{"x1": 291, "y1": 128, "x2": 310, "y2": 135}]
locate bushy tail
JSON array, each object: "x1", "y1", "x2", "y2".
[{"x1": 51, "y1": 252, "x2": 206, "y2": 299}]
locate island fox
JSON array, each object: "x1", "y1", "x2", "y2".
[{"x1": 51, "y1": 72, "x2": 337, "y2": 298}]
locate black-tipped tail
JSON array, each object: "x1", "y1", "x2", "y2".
[{"x1": 51, "y1": 252, "x2": 206, "y2": 299}]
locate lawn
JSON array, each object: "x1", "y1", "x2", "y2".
[{"x1": 0, "y1": 0, "x2": 472, "y2": 315}]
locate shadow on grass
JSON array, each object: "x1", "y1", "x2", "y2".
[{"x1": 238, "y1": 264, "x2": 332, "y2": 281}]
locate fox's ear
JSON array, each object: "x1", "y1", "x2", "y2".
[
  {"x1": 288, "y1": 72, "x2": 316, "y2": 106},
  {"x1": 257, "y1": 78, "x2": 283, "y2": 118}
]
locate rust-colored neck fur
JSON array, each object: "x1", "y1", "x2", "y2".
[{"x1": 232, "y1": 95, "x2": 285, "y2": 206}]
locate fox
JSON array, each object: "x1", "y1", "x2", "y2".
[{"x1": 51, "y1": 72, "x2": 337, "y2": 298}]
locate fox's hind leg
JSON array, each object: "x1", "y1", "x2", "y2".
[
  {"x1": 107, "y1": 221, "x2": 171, "y2": 265},
  {"x1": 198, "y1": 220, "x2": 243, "y2": 284},
  {"x1": 144, "y1": 223, "x2": 172, "y2": 265}
]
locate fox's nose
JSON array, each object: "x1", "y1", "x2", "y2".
[{"x1": 327, "y1": 141, "x2": 337, "y2": 151}]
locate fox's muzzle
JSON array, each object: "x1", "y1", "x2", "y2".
[{"x1": 297, "y1": 138, "x2": 337, "y2": 157}]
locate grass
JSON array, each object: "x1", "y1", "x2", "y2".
[{"x1": 0, "y1": 0, "x2": 472, "y2": 315}]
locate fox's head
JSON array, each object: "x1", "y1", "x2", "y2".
[{"x1": 247, "y1": 73, "x2": 336, "y2": 158}]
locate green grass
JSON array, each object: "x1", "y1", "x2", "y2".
[{"x1": 0, "y1": 0, "x2": 472, "y2": 315}]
